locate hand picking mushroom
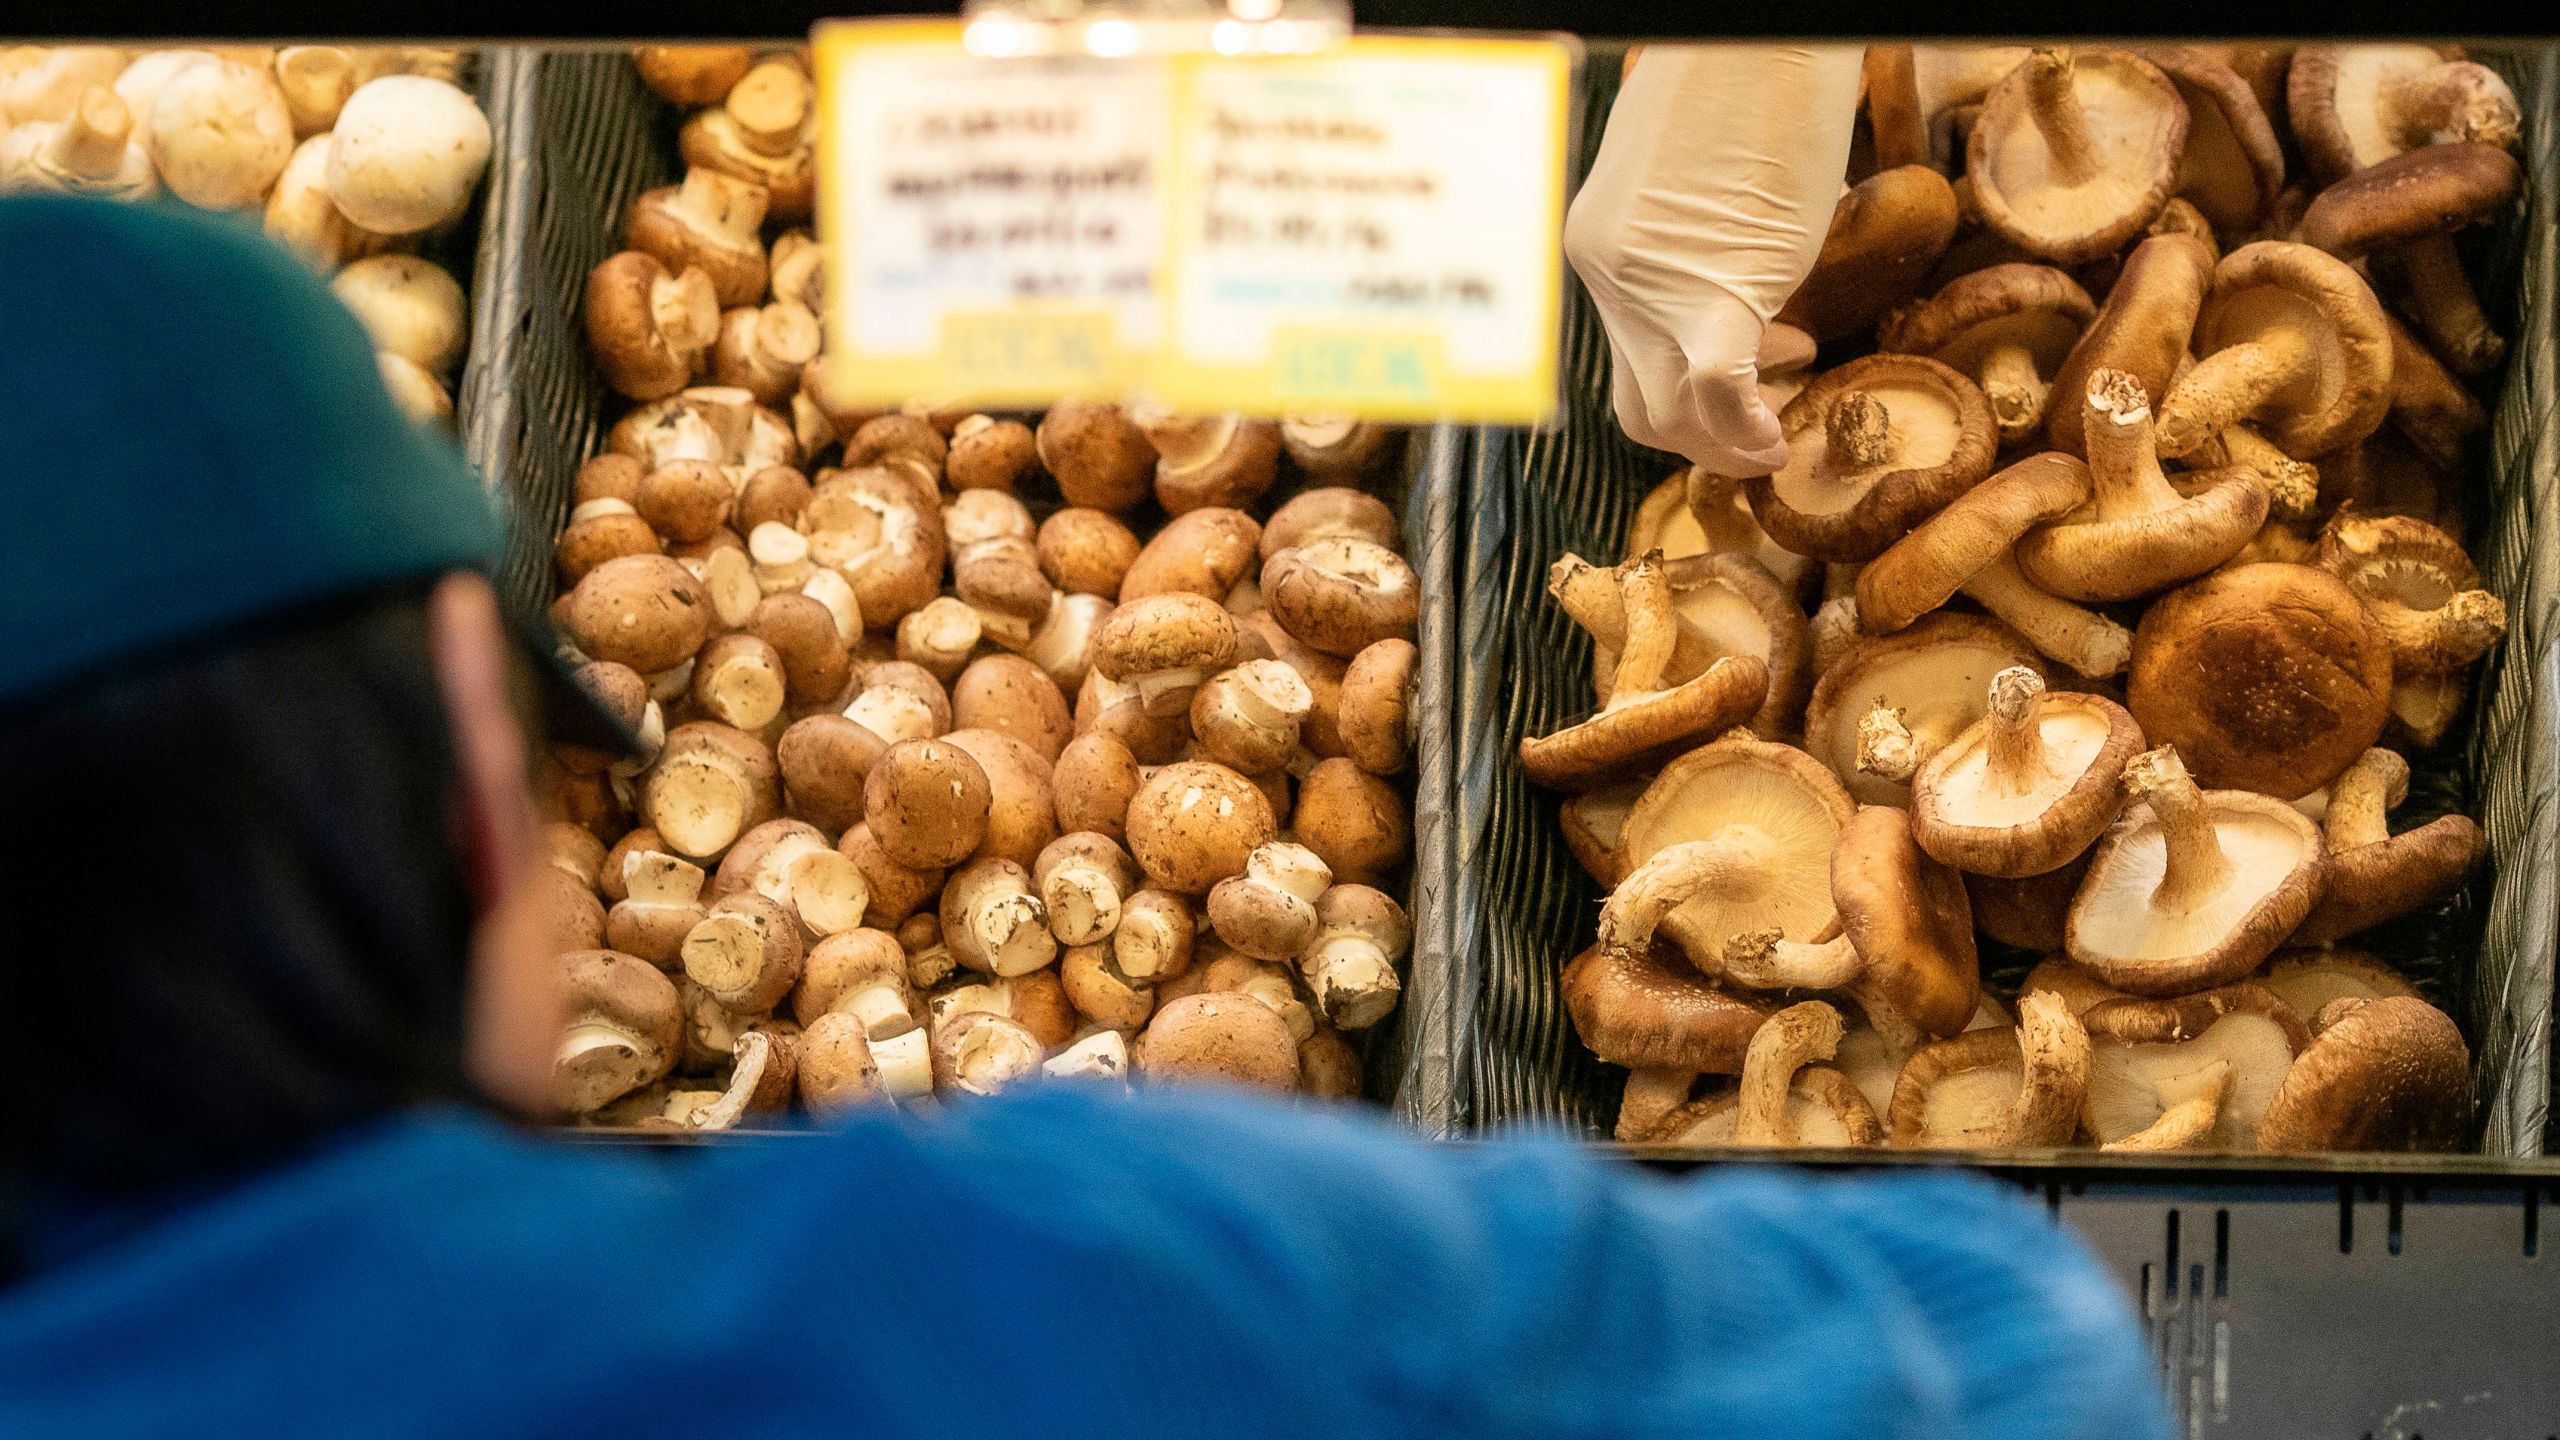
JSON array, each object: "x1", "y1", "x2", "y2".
[
  {"x1": 1773, "y1": 165, "x2": 1964, "y2": 342},
  {"x1": 2016, "y1": 368, "x2": 2272, "y2": 600},
  {"x1": 1743, "y1": 353, "x2": 1998, "y2": 563},
  {"x1": 1707, "y1": 805, "x2": 1981, "y2": 1051},
  {"x1": 2292, "y1": 749, "x2": 2486, "y2": 944},
  {"x1": 1599, "y1": 736, "x2": 1856, "y2": 980},
  {"x1": 2127, "y1": 563, "x2": 2393, "y2": 796},
  {"x1": 2315, "y1": 513, "x2": 2507, "y2": 745},
  {"x1": 1886, "y1": 990, "x2": 2091, "y2": 1148},
  {"x1": 2080, "y1": 983, "x2": 2309, "y2": 1150},
  {"x1": 1912, "y1": 667, "x2": 2144, "y2": 878},
  {"x1": 1967, "y1": 48, "x2": 2188, "y2": 265},
  {"x1": 2065, "y1": 746, "x2": 2327, "y2": 996},
  {"x1": 2255, "y1": 994, "x2": 2471, "y2": 1151},
  {"x1": 1878, "y1": 264, "x2": 2095, "y2": 443},
  {"x1": 1519, "y1": 556, "x2": 1768, "y2": 791},
  {"x1": 1804, "y1": 612, "x2": 2042, "y2": 806},
  {"x1": 2154, "y1": 241, "x2": 2393, "y2": 460}
]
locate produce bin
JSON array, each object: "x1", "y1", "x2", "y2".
[
  {"x1": 1451, "y1": 42, "x2": 2559, "y2": 1157},
  {"x1": 456, "y1": 47, "x2": 1468, "y2": 1131}
]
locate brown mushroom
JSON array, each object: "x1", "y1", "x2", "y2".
[
  {"x1": 2314, "y1": 513, "x2": 2506, "y2": 747},
  {"x1": 2154, "y1": 242, "x2": 2393, "y2": 461},
  {"x1": 1261, "y1": 537, "x2": 1420, "y2": 658},
  {"x1": 2256, "y1": 995, "x2": 2471, "y2": 1151},
  {"x1": 1137, "y1": 993, "x2": 1300, "y2": 1092},
  {"x1": 2127, "y1": 563, "x2": 2393, "y2": 797},
  {"x1": 1879, "y1": 264, "x2": 2095, "y2": 444},
  {"x1": 2043, "y1": 232, "x2": 2216, "y2": 456},
  {"x1": 952, "y1": 654, "x2": 1073, "y2": 765},
  {"x1": 862, "y1": 738, "x2": 990, "y2": 869},
  {"x1": 1126, "y1": 761, "x2": 1277, "y2": 895},
  {"x1": 2081, "y1": 983, "x2": 2309, "y2": 1149},
  {"x1": 634, "y1": 46, "x2": 753, "y2": 106},
  {"x1": 1968, "y1": 48, "x2": 2188, "y2": 265},
  {"x1": 1037, "y1": 509, "x2": 1142, "y2": 599},
  {"x1": 1037, "y1": 398, "x2": 1156, "y2": 512},
  {"x1": 2066, "y1": 747, "x2": 2327, "y2": 996},
  {"x1": 1632, "y1": 470, "x2": 1815, "y2": 597},
  {"x1": 2016, "y1": 369, "x2": 2272, "y2": 600},
  {"x1": 2288, "y1": 44, "x2": 2520, "y2": 184},
  {"x1": 1519, "y1": 556, "x2": 1768, "y2": 791},
  {"x1": 1743, "y1": 353, "x2": 1998, "y2": 563},
  {"x1": 1291, "y1": 759, "x2": 1409, "y2": 884},
  {"x1": 931, "y1": 1009, "x2": 1046, "y2": 1098},
  {"x1": 1138, "y1": 411, "x2": 1281, "y2": 514},
  {"x1": 947, "y1": 414, "x2": 1038, "y2": 491},
  {"x1": 1886, "y1": 990, "x2": 2092, "y2": 1148},
  {"x1": 2141, "y1": 46, "x2": 2287, "y2": 239},
  {"x1": 1560, "y1": 782, "x2": 1643, "y2": 887},
  {"x1": 940, "y1": 858, "x2": 1058, "y2": 979},
  {"x1": 712, "y1": 818, "x2": 869, "y2": 941},
  {"x1": 1560, "y1": 551, "x2": 1812, "y2": 740},
  {"x1": 1775, "y1": 165, "x2": 1963, "y2": 342},
  {"x1": 2298, "y1": 141, "x2": 2520, "y2": 377},
  {"x1": 2259, "y1": 949, "x2": 2421, "y2": 1025},
  {"x1": 2292, "y1": 749, "x2": 2486, "y2": 943},
  {"x1": 553, "y1": 950, "x2": 685, "y2": 1115},
  {"x1": 640, "y1": 723, "x2": 781, "y2": 861},
  {"x1": 680, "y1": 892, "x2": 805, "y2": 1015},
  {"x1": 1295, "y1": 883, "x2": 1407, "y2": 1031},
  {"x1": 1913, "y1": 666, "x2": 2144, "y2": 878},
  {"x1": 583, "y1": 251, "x2": 721, "y2": 403},
  {"x1": 1092, "y1": 593, "x2": 1238, "y2": 719},
  {"x1": 941, "y1": 728, "x2": 1058, "y2": 870},
  {"x1": 1124, "y1": 507, "x2": 1263, "y2": 603},
  {"x1": 1035, "y1": 832, "x2": 1142, "y2": 948},
  {"x1": 1804, "y1": 612, "x2": 2043, "y2": 807},
  {"x1": 1562, "y1": 942, "x2": 1768, "y2": 1075},
  {"x1": 1723, "y1": 1002, "x2": 1878, "y2": 1148},
  {"x1": 1337, "y1": 639, "x2": 1417, "y2": 776}
]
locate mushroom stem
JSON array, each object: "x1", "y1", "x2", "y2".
[
  {"x1": 1982, "y1": 666, "x2": 2050, "y2": 790},
  {"x1": 1735, "y1": 1002, "x2": 1844, "y2": 1147},
  {"x1": 2085, "y1": 368, "x2": 2196, "y2": 511},
  {"x1": 1975, "y1": 339, "x2": 2051, "y2": 442},
  {"x1": 2216, "y1": 424, "x2": 2321, "y2": 520},
  {"x1": 1720, "y1": 927, "x2": 1863, "y2": 993},
  {"x1": 1607, "y1": 557, "x2": 1677, "y2": 706},
  {"x1": 2323, "y1": 748, "x2": 2408, "y2": 851},
  {"x1": 2121, "y1": 747, "x2": 2236, "y2": 910},
  {"x1": 2432, "y1": 589, "x2": 2510, "y2": 664},
  {"x1": 1997, "y1": 990, "x2": 2091, "y2": 1146},
  {"x1": 650, "y1": 267, "x2": 722, "y2": 352},
  {"x1": 50, "y1": 86, "x2": 129, "y2": 178},
  {"x1": 2022, "y1": 48, "x2": 2102, "y2": 185},
  {"x1": 1960, "y1": 556, "x2": 2133, "y2": 678},
  {"x1": 1596, "y1": 835, "x2": 1777, "y2": 962},
  {"x1": 1681, "y1": 467, "x2": 1765, "y2": 556},
  {"x1": 1826, "y1": 391, "x2": 1894, "y2": 469},
  {"x1": 2397, "y1": 235, "x2": 2505, "y2": 376},
  {"x1": 2154, "y1": 325, "x2": 2317, "y2": 458},
  {"x1": 1855, "y1": 705, "x2": 1922, "y2": 783},
  {"x1": 1303, "y1": 934, "x2": 1403, "y2": 1030},
  {"x1": 2100, "y1": 1060, "x2": 2231, "y2": 1151}
]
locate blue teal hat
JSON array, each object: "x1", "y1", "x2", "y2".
[{"x1": 0, "y1": 194, "x2": 507, "y2": 705}]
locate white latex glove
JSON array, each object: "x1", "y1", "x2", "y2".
[{"x1": 1563, "y1": 45, "x2": 1864, "y2": 476}]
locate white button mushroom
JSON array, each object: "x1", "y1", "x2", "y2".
[{"x1": 325, "y1": 74, "x2": 492, "y2": 235}]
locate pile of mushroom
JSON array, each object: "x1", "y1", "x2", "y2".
[
  {"x1": 1547, "y1": 43, "x2": 2513, "y2": 1155},
  {"x1": 0, "y1": 45, "x2": 490, "y2": 424},
  {"x1": 534, "y1": 46, "x2": 1422, "y2": 1129}
]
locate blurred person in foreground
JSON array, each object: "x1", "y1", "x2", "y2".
[{"x1": 0, "y1": 195, "x2": 2168, "y2": 1440}]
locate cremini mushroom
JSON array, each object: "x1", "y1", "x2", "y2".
[
  {"x1": 1887, "y1": 990, "x2": 2091, "y2": 1148},
  {"x1": 930, "y1": 1010, "x2": 1045, "y2": 1097},
  {"x1": 711, "y1": 300, "x2": 820, "y2": 407},
  {"x1": 677, "y1": 79, "x2": 815, "y2": 223},
  {"x1": 604, "y1": 851, "x2": 708, "y2": 969},
  {"x1": 2017, "y1": 369, "x2": 2272, "y2": 600},
  {"x1": 939, "y1": 858, "x2": 1057, "y2": 978},
  {"x1": 1126, "y1": 760, "x2": 1277, "y2": 895},
  {"x1": 1261, "y1": 537, "x2": 1420, "y2": 658},
  {"x1": 1298, "y1": 883, "x2": 1408, "y2": 1030},
  {"x1": 1291, "y1": 759, "x2": 1410, "y2": 884},
  {"x1": 1136, "y1": 993, "x2": 1300, "y2": 1092},
  {"x1": 1708, "y1": 804, "x2": 1980, "y2": 1049},
  {"x1": 1913, "y1": 666, "x2": 2144, "y2": 878},
  {"x1": 714, "y1": 818, "x2": 868, "y2": 940},
  {"x1": 1136, "y1": 410, "x2": 1281, "y2": 514},
  {"x1": 553, "y1": 950, "x2": 685, "y2": 1114},
  {"x1": 1093, "y1": 593, "x2": 1238, "y2": 720},
  {"x1": 558, "y1": 554, "x2": 711, "y2": 675},
  {"x1": 1112, "y1": 889, "x2": 1194, "y2": 983},
  {"x1": 939, "y1": 728, "x2": 1057, "y2": 869},
  {"x1": 326, "y1": 75, "x2": 491, "y2": 234},
  {"x1": 144, "y1": 56, "x2": 292, "y2": 210},
  {"x1": 952, "y1": 654, "x2": 1072, "y2": 764},
  {"x1": 1519, "y1": 556, "x2": 1768, "y2": 791},
  {"x1": 862, "y1": 738, "x2": 990, "y2": 870},
  {"x1": 2314, "y1": 513, "x2": 2507, "y2": 746},
  {"x1": 1775, "y1": 165, "x2": 1963, "y2": 342},
  {"x1": 2292, "y1": 749, "x2": 2486, "y2": 944},
  {"x1": 1968, "y1": 48, "x2": 2188, "y2": 265},
  {"x1": 583, "y1": 251, "x2": 721, "y2": 402},
  {"x1": 634, "y1": 45, "x2": 753, "y2": 106},
  {"x1": 794, "y1": 928, "x2": 917, "y2": 1039},
  {"x1": 2043, "y1": 231, "x2": 2215, "y2": 455},
  {"x1": 1125, "y1": 507, "x2": 1262, "y2": 602},
  {"x1": 2127, "y1": 563, "x2": 2394, "y2": 796},
  {"x1": 1191, "y1": 660, "x2": 1314, "y2": 775},
  {"x1": 5, "y1": 47, "x2": 128, "y2": 126},
  {"x1": 2067, "y1": 746, "x2": 2327, "y2": 995},
  {"x1": 1037, "y1": 508, "x2": 1142, "y2": 599},
  {"x1": 1743, "y1": 353, "x2": 1998, "y2": 563},
  {"x1": 1879, "y1": 264, "x2": 2095, "y2": 443},
  {"x1": 1279, "y1": 415, "x2": 1393, "y2": 480},
  {"x1": 1337, "y1": 639, "x2": 1417, "y2": 775},
  {"x1": 680, "y1": 892, "x2": 805, "y2": 1015},
  {"x1": 2299, "y1": 141, "x2": 2520, "y2": 377},
  {"x1": 2257, "y1": 994, "x2": 2471, "y2": 1151},
  {"x1": 1601, "y1": 736, "x2": 1856, "y2": 979},
  {"x1": 1853, "y1": 452, "x2": 2132, "y2": 678},
  {"x1": 1805, "y1": 612, "x2": 2042, "y2": 806},
  {"x1": 1034, "y1": 831, "x2": 1141, "y2": 947},
  {"x1": 2081, "y1": 983, "x2": 2309, "y2": 1149},
  {"x1": 1037, "y1": 398, "x2": 1156, "y2": 512},
  {"x1": 2154, "y1": 241, "x2": 2393, "y2": 460},
  {"x1": 802, "y1": 464, "x2": 944, "y2": 628}
]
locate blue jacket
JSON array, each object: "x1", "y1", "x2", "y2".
[{"x1": 0, "y1": 1086, "x2": 2168, "y2": 1439}]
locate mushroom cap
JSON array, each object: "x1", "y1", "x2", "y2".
[
  {"x1": 1122, "y1": 506, "x2": 1261, "y2": 601},
  {"x1": 2297, "y1": 142, "x2": 2521, "y2": 259},
  {"x1": 1968, "y1": 48, "x2": 2188, "y2": 265},
  {"x1": 1855, "y1": 451, "x2": 2091, "y2": 634},
  {"x1": 2127, "y1": 563, "x2": 2393, "y2": 797},
  {"x1": 1832, "y1": 806, "x2": 1980, "y2": 1039},
  {"x1": 2141, "y1": 46, "x2": 2287, "y2": 236},
  {"x1": 2066, "y1": 780, "x2": 2326, "y2": 995},
  {"x1": 1616, "y1": 736, "x2": 1856, "y2": 957},
  {"x1": 1804, "y1": 612, "x2": 2044, "y2": 806},
  {"x1": 1774, "y1": 164, "x2": 1962, "y2": 342},
  {"x1": 1260, "y1": 537, "x2": 1420, "y2": 657},
  {"x1": 2021, "y1": 954, "x2": 2131, "y2": 1018},
  {"x1": 1642, "y1": 1067, "x2": 1881, "y2": 1148},
  {"x1": 325, "y1": 75, "x2": 492, "y2": 235},
  {"x1": 1093, "y1": 593, "x2": 1238, "y2": 679},
  {"x1": 1562, "y1": 942, "x2": 1770, "y2": 1073},
  {"x1": 1560, "y1": 782, "x2": 1642, "y2": 887},
  {"x1": 1913, "y1": 675, "x2": 2146, "y2": 878},
  {"x1": 1885, "y1": 991, "x2": 2089, "y2": 1148},
  {"x1": 144, "y1": 56, "x2": 294, "y2": 211},
  {"x1": 1518, "y1": 655, "x2": 1769, "y2": 792},
  {"x1": 2082, "y1": 982, "x2": 2308, "y2": 1149},
  {"x1": 1968, "y1": 856, "x2": 2089, "y2": 952},
  {"x1": 2314, "y1": 511, "x2": 2503, "y2": 674},
  {"x1": 1744, "y1": 354, "x2": 1997, "y2": 563},
  {"x1": 1586, "y1": 552, "x2": 1810, "y2": 740},
  {"x1": 558, "y1": 554, "x2": 712, "y2": 675},
  {"x1": 1126, "y1": 760, "x2": 1277, "y2": 894},
  {"x1": 1138, "y1": 993, "x2": 1301, "y2": 1092},
  {"x1": 2296, "y1": 810, "x2": 2485, "y2": 945},
  {"x1": 2184, "y1": 241, "x2": 2393, "y2": 458},
  {"x1": 1878, "y1": 263, "x2": 2096, "y2": 375},
  {"x1": 2256, "y1": 995, "x2": 2471, "y2": 1151},
  {"x1": 2288, "y1": 45, "x2": 2520, "y2": 182},
  {"x1": 2258, "y1": 949, "x2": 2420, "y2": 1027},
  {"x1": 555, "y1": 949, "x2": 685, "y2": 1114},
  {"x1": 2043, "y1": 232, "x2": 2215, "y2": 456}
]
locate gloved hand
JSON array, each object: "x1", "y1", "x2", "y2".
[{"x1": 1563, "y1": 45, "x2": 1864, "y2": 476}]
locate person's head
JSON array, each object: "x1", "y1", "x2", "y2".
[{"x1": 0, "y1": 197, "x2": 571, "y2": 1255}]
